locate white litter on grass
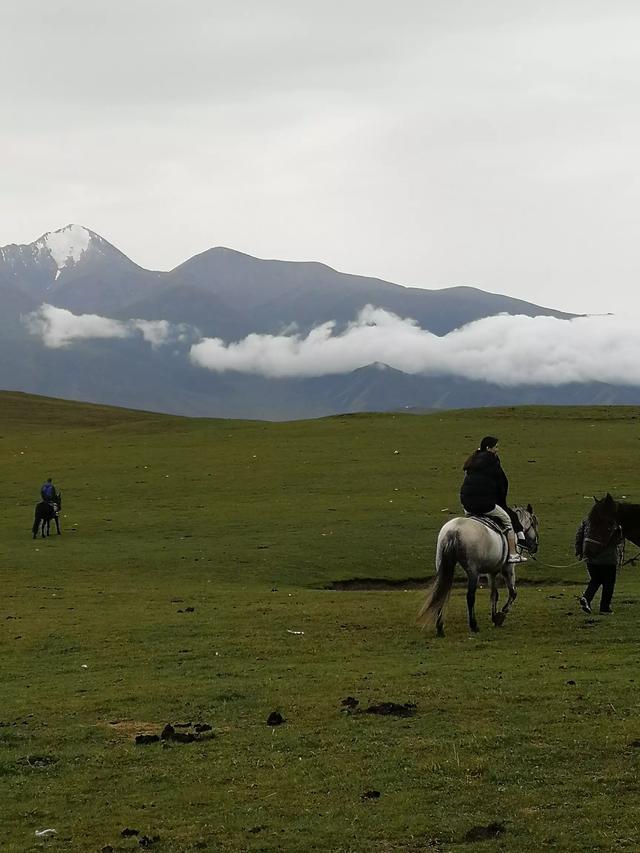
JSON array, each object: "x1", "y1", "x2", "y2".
[
  {"x1": 287, "y1": 630, "x2": 304, "y2": 635},
  {"x1": 393, "y1": 450, "x2": 399, "y2": 454},
  {"x1": 81, "y1": 664, "x2": 88, "y2": 669},
  {"x1": 35, "y1": 828, "x2": 57, "y2": 837}
]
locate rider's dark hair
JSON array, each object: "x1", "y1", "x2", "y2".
[{"x1": 480, "y1": 436, "x2": 499, "y2": 451}]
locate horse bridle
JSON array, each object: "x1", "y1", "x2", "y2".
[{"x1": 516, "y1": 508, "x2": 539, "y2": 547}]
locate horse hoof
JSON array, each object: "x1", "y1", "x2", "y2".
[
  {"x1": 436, "y1": 629, "x2": 445, "y2": 638},
  {"x1": 493, "y1": 612, "x2": 506, "y2": 627},
  {"x1": 470, "y1": 623, "x2": 480, "y2": 633}
]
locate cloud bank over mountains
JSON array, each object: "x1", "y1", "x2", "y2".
[{"x1": 23, "y1": 302, "x2": 638, "y2": 388}]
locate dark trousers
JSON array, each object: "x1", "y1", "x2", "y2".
[{"x1": 583, "y1": 563, "x2": 617, "y2": 612}]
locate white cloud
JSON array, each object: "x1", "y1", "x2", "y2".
[
  {"x1": 24, "y1": 301, "x2": 640, "y2": 389},
  {"x1": 189, "y1": 306, "x2": 640, "y2": 386},
  {"x1": 24, "y1": 304, "x2": 175, "y2": 349},
  {"x1": 132, "y1": 319, "x2": 171, "y2": 346},
  {"x1": 24, "y1": 304, "x2": 130, "y2": 348}
]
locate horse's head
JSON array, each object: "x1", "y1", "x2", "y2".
[
  {"x1": 515, "y1": 503, "x2": 539, "y2": 554},
  {"x1": 584, "y1": 493, "x2": 619, "y2": 560}
]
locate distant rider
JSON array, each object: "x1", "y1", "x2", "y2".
[
  {"x1": 460, "y1": 436, "x2": 526, "y2": 563},
  {"x1": 40, "y1": 477, "x2": 56, "y2": 503}
]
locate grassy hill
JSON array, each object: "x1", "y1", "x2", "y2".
[{"x1": 3, "y1": 393, "x2": 640, "y2": 851}]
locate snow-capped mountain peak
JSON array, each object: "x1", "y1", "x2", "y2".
[{"x1": 36, "y1": 224, "x2": 93, "y2": 271}]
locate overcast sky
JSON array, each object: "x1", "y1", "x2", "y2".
[{"x1": 3, "y1": 1, "x2": 639, "y2": 315}]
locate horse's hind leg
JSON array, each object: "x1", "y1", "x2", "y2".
[
  {"x1": 491, "y1": 574, "x2": 506, "y2": 626},
  {"x1": 489, "y1": 575, "x2": 504, "y2": 628},
  {"x1": 466, "y1": 572, "x2": 479, "y2": 633},
  {"x1": 436, "y1": 609, "x2": 445, "y2": 638}
]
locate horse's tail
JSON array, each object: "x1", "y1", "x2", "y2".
[
  {"x1": 417, "y1": 529, "x2": 458, "y2": 628},
  {"x1": 32, "y1": 505, "x2": 41, "y2": 536}
]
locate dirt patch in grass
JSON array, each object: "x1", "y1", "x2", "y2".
[
  {"x1": 326, "y1": 576, "x2": 581, "y2": 590},
  {"x1": 100, "y1": 720, "x2": 160, "y2": 737},
  {"x1": 327, "y1": 577, "x2": 430, "y2": 590}
]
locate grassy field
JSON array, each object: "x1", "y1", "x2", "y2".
[{"x1": 2, "y1": 392, "x2": 640, "y2": 852}]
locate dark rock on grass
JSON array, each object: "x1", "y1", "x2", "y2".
[
  {"x1": 101, "y1": 847, "x2": 114, "y2": 853},
  {"x1": 121, "y1": 828, "x2": 140, "y2": 837},
  {"x1": 138, "y1": 836, "x2": 160, "y2": 848},
  {"x1": 267, "y1": 711, "x2": 284, "y2": 726},
  {"x1": 363, "y1": 702, "x2": 417, "y2": 717},
  {"x1": 161, "y1": 724, "x2": 196, "y2": 743},
  {"x1": 135, "y1": 734, "x2": 160, "y2": 745},
  {"x1": 172, "y1": 731, "x2": 196, "y2": 743},
  {"x1": 464, "y1": 821, "x2": 506, "y2": 842},
  {"x1": 341, "y1": 697, "x2": 359, "y2": 708},
  {"x1": 361, "y1": 790, "x2": 381, "y2": 800},
  {"x1": 566, "y1": 680, "x2": 577, "y2": 686},
  {"x1": 23, "y1": 754, "x2": 58, "y2": 767},
  {"x1": 248, "y1": 826, "x2": 266, "y2": 834},
  {"x1": 630, "y1": 740, "x2": 640, "y2": 748}
]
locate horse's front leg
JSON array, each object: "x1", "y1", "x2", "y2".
[
  {"x1": 500, "y1": 564, "x2": 518, "y2": 615},
  {"x1": 466, "y1": 571, "x2": 479, "y2": 633}
]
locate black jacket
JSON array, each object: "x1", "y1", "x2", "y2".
[{"x1": 460, "y1": 450, "x2": 509, "y2": 514}]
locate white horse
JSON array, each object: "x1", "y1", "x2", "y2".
[{"x1": 418, "y1": 505, "x2": 539, "y2": 636}]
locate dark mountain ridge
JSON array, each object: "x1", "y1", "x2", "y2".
[{"x1": 0, "y1": 223, "x2": 626, "y2": 421}]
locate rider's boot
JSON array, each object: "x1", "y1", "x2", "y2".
[{"x1": 507, "y1": 530, "x2": 527, "y2": 563}]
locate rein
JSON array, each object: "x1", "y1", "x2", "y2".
[{"x1": 533, "y1": 557, "x2": 583, "y2": 570}]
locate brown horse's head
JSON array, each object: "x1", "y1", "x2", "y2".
[{"x1": 584, "y1": 493, "x2": 618, "y2": 560}]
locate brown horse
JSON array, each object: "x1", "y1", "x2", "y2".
[
  {"x1": 32, "y1": 491, "x2": 62, "y2": 539},
  {"x1": 584, "y1": 493, "x2": 640, "y2": 560}
]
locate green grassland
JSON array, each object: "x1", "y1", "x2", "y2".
[{"x1": 2, "y1": 392, "x2": 640, "y2": 852}]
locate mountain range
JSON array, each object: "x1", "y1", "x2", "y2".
[{"x1": 0, "y1": 224, "x2": 634, "y2": 419}]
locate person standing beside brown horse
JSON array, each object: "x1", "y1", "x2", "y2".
[{"x1": 576, "y1": 494, "x2": 626, "y2": 615}]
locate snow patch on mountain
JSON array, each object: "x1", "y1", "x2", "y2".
[{"x1": 38, "y1": 224, "x2": 92, "y2": 270}]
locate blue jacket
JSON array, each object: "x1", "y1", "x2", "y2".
[{"x1": 41, "y1": 483, "x2": 55, "y2": 500}]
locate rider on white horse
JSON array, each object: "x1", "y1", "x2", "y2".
[{"x1": 460, "y1": 436, "x2": 526, "y2": 564}]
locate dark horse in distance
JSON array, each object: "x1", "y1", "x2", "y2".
[
  {"x1": 584, "y1": 493, "x2": 640, "y2": 560},
  {"x1": 32, "y1": 491, "x2": 62, "y2": 539}
]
